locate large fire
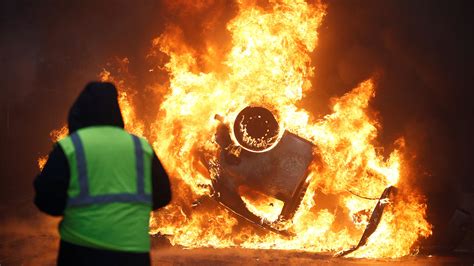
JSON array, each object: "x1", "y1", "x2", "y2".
[{"x1": 40, "y1": 0, "x2": 431, "y2": 258}]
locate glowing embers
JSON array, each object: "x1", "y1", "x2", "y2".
[{"x1": 211, "y1": 106, "x2": 315, "y2": 234}]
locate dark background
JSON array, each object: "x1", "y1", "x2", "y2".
[{"x1": 1, "y1": 0, "x2": 473, "y2": 247}]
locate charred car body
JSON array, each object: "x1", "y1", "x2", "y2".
[{"x1": 205, "y1": 106, "x2": 396, "y2": 256}]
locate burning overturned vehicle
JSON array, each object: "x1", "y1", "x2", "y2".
[
  {"x1": 141, "y1": 0, "x2": 433, "y2": 256},
  {"x1": 200, "y1": 105, "x2": 398, "y2": 256}
]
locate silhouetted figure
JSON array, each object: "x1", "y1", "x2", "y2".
[{"x1": 34, "y1": 82, "x2": 171, "y2": 266}]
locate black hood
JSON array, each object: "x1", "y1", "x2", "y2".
[{"x1": 68, "y1": 82, "x2": 124, "y2": 133}]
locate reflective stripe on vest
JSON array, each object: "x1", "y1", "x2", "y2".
[{"x1": 67, "y1": 132, "x2": 151, "y2": 206}]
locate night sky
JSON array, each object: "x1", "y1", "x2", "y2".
[{"x1": 1, "y1": 0, "x2": 474, "y2": 247}]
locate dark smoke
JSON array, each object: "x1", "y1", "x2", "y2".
[{"x1": 1, "y1": 0, "x2": 473, "y2": 258}]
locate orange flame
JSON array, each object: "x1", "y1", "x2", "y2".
[
  {"x1": 37, "y1": 126, "x2": 68, "y2": 170},
  {"x1": 40, "y1": 0, "x2": 431, "y2": 258},
  {"x1": 145, "y1": 0, "x2": 431, "y2": 257}
]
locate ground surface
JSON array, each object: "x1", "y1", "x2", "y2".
[
  {"x1": 1, "y1": 205, "x2": 473, "y2": 265},
  {"x1": 2, "y1": 225, "x2": 473, "y2": 265},
  {"x1": 153, "y1": 247, "x2": 474, "y2": 266}
]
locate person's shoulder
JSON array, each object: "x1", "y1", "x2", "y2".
[
  {"x1": 130, "y1": 133, "x2": 154, "y2": 154},
  {"x1": 56, "y1": 134, "x2": 73, "y2": 155}
]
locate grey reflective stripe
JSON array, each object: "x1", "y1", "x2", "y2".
[
  {"x1": 132, "y1": 135, "x2": 145, "y2": 195},
  {"x1": 71, "y1": 133, "x2": 89, "y2": 197},
  {"x1": 67, "y1": 133, "x2": 150, "y2": 207}
]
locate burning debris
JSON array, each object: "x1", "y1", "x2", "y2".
[{"x1": 336, "y1": 186, "x2": 398, "y2": 256}]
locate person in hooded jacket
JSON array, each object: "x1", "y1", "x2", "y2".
[{"x1": 34, "y1": 82, "x2": 171, "y2": 266}]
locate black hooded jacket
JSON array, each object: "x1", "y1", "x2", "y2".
[{"x1": 34, "y1": 82, "x2": 171, "y2": 215}]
